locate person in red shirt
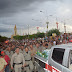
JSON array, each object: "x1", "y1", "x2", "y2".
[{"x1": 1, "y1": 51, "x2": 10, "y2": 72}]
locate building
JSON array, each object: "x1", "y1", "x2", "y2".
[
  {"x1": 14, "y1": 25, "x2": 17, "y2": 36},
  {"x1": 11, "y1": 25, "x2": 18, "y2": 39}
]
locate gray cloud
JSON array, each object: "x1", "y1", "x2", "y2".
[
  {"x1": 0, "y1": 0, "x2": 66, "y2": 37},
  {"x1": 0, "y1": 0, "x2": 56, "y2": 17},
  {"x1": 0, "y1": 28, "x2": 11, "y2": 32}
]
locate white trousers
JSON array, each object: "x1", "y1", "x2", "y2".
[{"x1": 14, "y1": 64, "x2": 22, "y2": 72}]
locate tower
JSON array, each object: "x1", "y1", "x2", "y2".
[
  {"x1": 14, "y1": 25, "x2": 17, "y2": 36},
  {"x1": 11, "y1": 25, "x2": 18, "y2": 39}
]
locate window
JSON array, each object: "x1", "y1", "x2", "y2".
[
  {"x1": 34, "y1": 57, "x2": 45, "y2": 72},
  {"x1": 34, "y1": 57, "x2": 45, "y2": 68},
  {"x1": 52, "y1": 48, "x2": 65, "y2": 64}
]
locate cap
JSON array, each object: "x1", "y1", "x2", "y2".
[{"x1": 1, "y1": 51, "x2": 4, "y2": 54}]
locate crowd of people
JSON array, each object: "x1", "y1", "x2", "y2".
[{"x1": 0, "y1": 33, "x2": 72, "y2": 72}]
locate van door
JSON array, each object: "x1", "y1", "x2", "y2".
[
  {"x1": 63, "y1": 50, "x2": 72, "y2": 72},
  {"x1": 48, "y1": 48, "x2": 65, "y2": 71},
  {"x1": 62, "y1": 65, "x2": 71, "y2": 72},
  {"x1": 34, "y1": 57, "x2": 45, "y2": 72},
  {"x1": 60, "y1": 48, "x2": 71, "y2": 72}
]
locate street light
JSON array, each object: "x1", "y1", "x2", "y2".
[
  {"x1": 46, "y1": 22, "x2": 49, "y2": 32},
  {"x1": 32, "y1": 19, "x2": 42, "y2": 32},
  {"x1": 64, "y1": 22, "x2": 66, "y2": 33},
  {"x1": 32, "y1": 19, "x2": 41, "y2": 22},
  {"x1": 61, "y1": 18, "x2": 70, "y2": 33},
  {"x1": 54, "y1": 16, "x2": 59, "y2": 29},
  {"x1": 64, "y1": 18, "x2": 72, "y2": 33},
  {"x1": 56, "y1": 22, "x2": 59, "y2": 29},
  {"x1": 27, "y1": 25, "x2": 29, "y2": 38},
  {"x1": 40, "y1": 10, "x2": 52, "y2": 32},
  {"x1": 37, "y1": 27, "x2": 39, "y2": 32}
]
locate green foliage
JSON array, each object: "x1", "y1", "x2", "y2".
[
  {"x1": 13, "y1": 29, "x2": 60, "y2": 40},
  {"x1": 47, "y1": 29, "x2": 60, "y2": 36},
  {"x1": 13, "y1": 32, "x2": 45, "y2": 40},
  {"x1": 13, "y1": 35, "x2": 27, "y2": 40},
  {"x1": 0, "y1": 35, "x2": 8, "y2": 42},
  {"x1": 36, "y1": 32, "x2": 45, "y2": 38}
]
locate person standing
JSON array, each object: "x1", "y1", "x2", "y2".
[
  {"x1": 5, "y1": 47, "x2": 13, "y2": 72},
  {"x1": 35, "y1": 43, "x2": 40, "y2": 52},
  {"x1": 0, "y1": 51, "x2": 7, "y2": 72},
  {"x1": 1, "y1": 51, "x2": 10, "y2": 72},
  {"x1": 48, "y1": 42, "x2": 52, "y2": 49},
  {"x1": 24, "y1": 46, "x2": 34, "y2": 72},
  {"x1": 40, "y1": 43, "x2": 46, "y2": 52},
  {"x1": 19, "y1": 45, "x2": 24, "y2": 54},
  {"x1": 30, "y1": 44, "x2": 36, "y2": 63},
  {"x1": 11, "y1": 48, "x2": 25, "y2": 72},
  {"x1": 5, "y1": 47, "x2": 13, "y2": 59},
  {"x1": 45, "y1": 44, "x2": 48, "y2": 49}
]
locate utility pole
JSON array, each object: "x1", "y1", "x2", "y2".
[
  {"x1": 56, "y1": 17, "x2": 59, "y2": 29},
  {"x1": 28, "y1": 25, "x2": 29, "y2": 38},
  {"x1": 56, "y1": 22, "x2": 59, "y2": 29},
  {"x1": 46, "y1": 22, "x2": 49, "y2": 32},
  {"x1": 64, "y1": 22, "x2": 66, "y2": 33},
  {"x1": 37, "y1": 27, "x2": 39, "y2": 32}
]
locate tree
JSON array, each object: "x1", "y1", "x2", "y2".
[
  {"x1": 36, "y1": 32, "x2": 45, "y2": 38},
  {"x1": 13, "y1": 32, "x2": 45, "y2": 40},
  {"x1": 47, "y1": 29, "x2": 60, "y2": 37},
  {"x1": 0, "y1": 35, "x2": 8, "y2": 42}
]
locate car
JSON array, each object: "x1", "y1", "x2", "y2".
[{"x1": 35, "y1": 43, "x2": 72, "y2": 72}]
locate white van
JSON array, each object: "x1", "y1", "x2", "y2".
[{"x1": 35, "y1": 43, "x2": 72, "y2": 72}]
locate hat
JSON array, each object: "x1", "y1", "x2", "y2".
[{"x1": 1, "y1": 51, "x2": 4, "y2": 54}]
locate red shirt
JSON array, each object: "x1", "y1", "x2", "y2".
[{"x1": 1, "y1": 55, "x2": 10, "y2": 65}]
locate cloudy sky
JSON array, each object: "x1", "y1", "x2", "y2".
[{"x1": 0, "y1": 0, "x2": 72, "y2": 37}]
